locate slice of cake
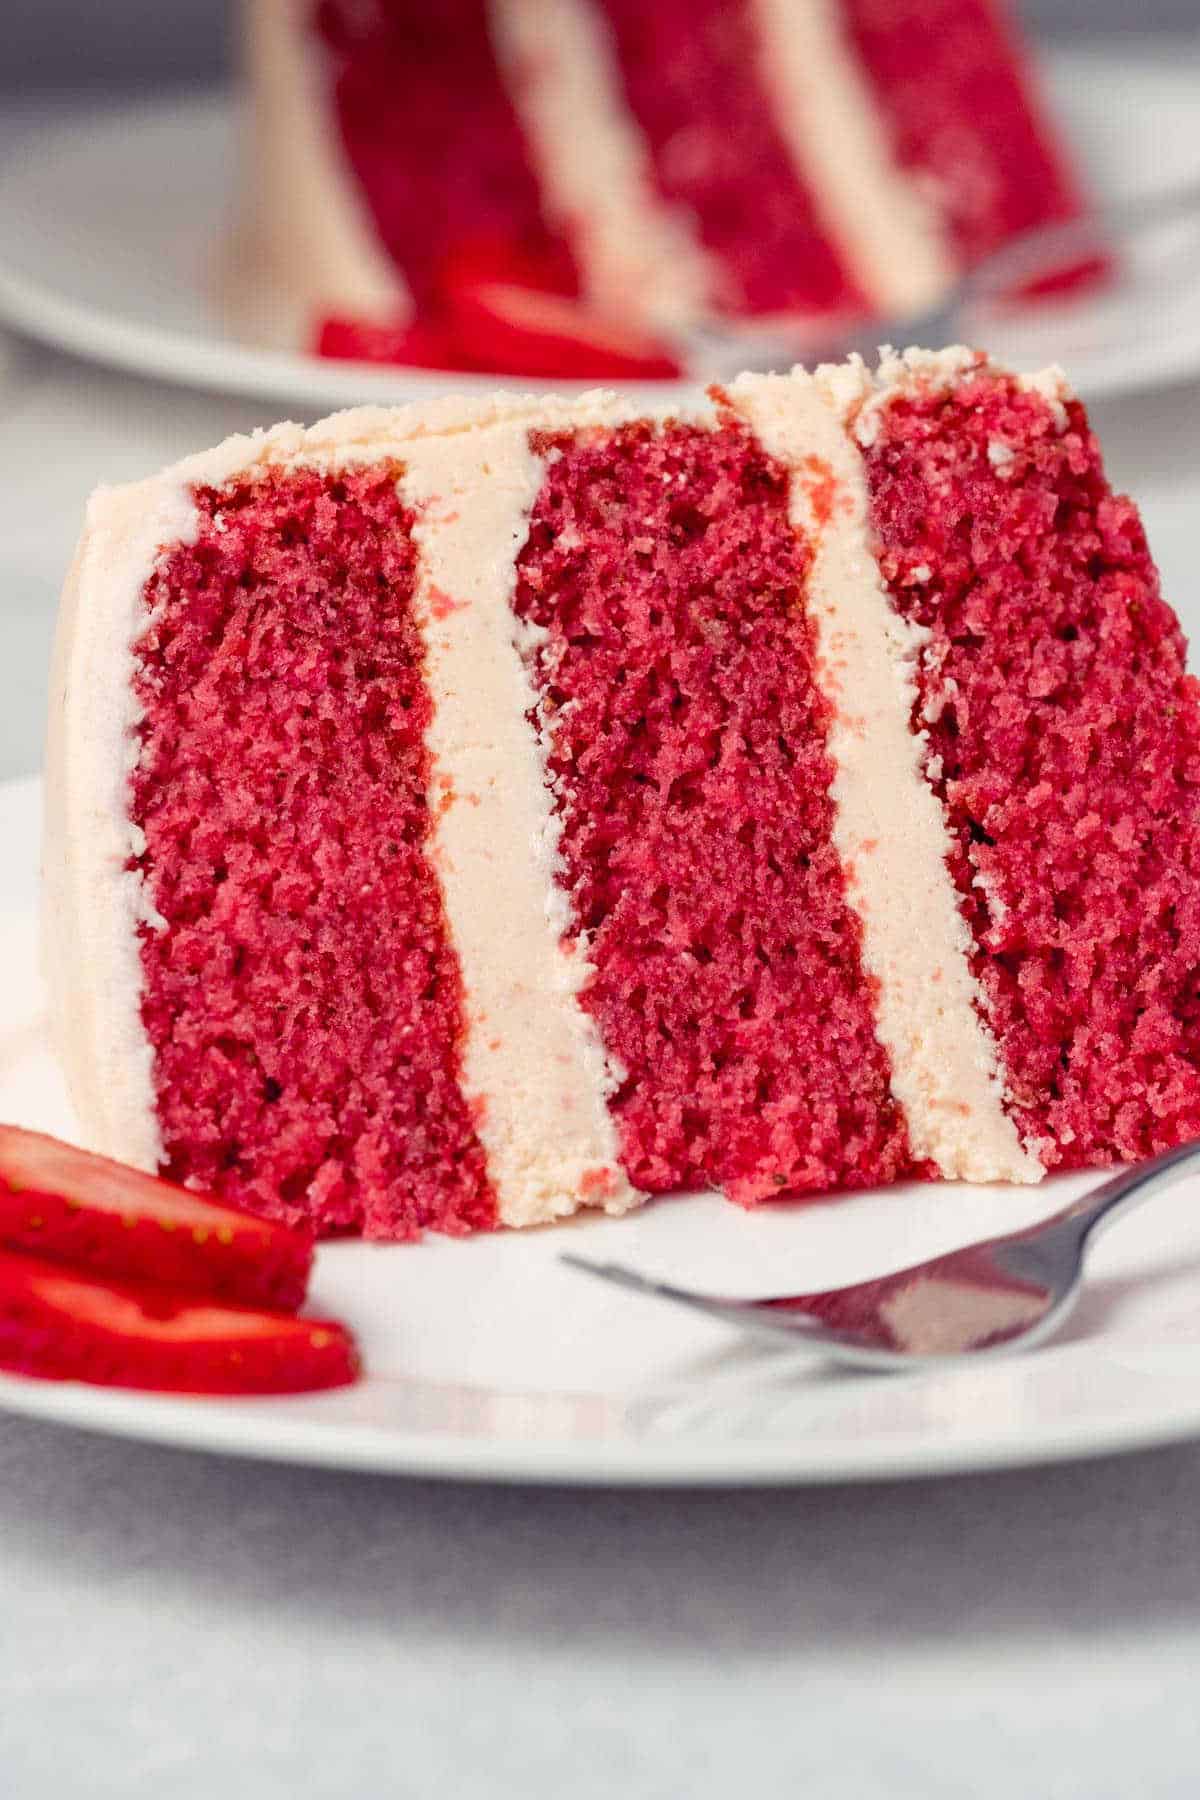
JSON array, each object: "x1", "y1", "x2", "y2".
[
  {"x1": 44, "y1": 350, "x2": 1200, "y2": 1240},
  {"x1": 224, "y1": 0, "x2": 1086, "y2": 363}
]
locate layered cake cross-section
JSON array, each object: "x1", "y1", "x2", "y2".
[
  {"x1": 44, "y1": 351, "x2": 1200, "y2": 1239},
  {"x1": 226, "y1": 0, "x2": 1087, "y2": 359}
]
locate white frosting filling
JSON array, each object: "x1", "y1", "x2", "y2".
[
  {"x1": 490, "y1": 0, "x2": 718, "y2": 329},
  {"x1": 1017, "y1": 364, "x2": 1072, "y2": 430},
  {"x1": 729, "y1": 370, "x2": 1042, "y2": 1184},
  {"x1": 221, "y1": 0, "x2": 409, "y2": 350},
  {"x1": 748, "y1": 0, "x2": 954, "y2": 316},
  {"x1": 43, "y1": 481, "x2": 201, "y2": 1172},
  {"x1": 398, "y1": 415, "x2": 640, "y2": 1227}
]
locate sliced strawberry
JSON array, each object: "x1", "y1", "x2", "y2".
[
  {"x1": 0, "y1": 1125, "x2": 312, "y2": 1312},
  {"x1": 315, "y1": 314, "x2": 475, "y2": 371},
  {"x1": 0, "y1": 1251, "x2": 360, "y2": 1394},
  {"x1": 433, "y1": 231, "x2": 579, "y2": 303},
  {"x1": 444, "y1": 281, "x2": 682, "y2": 381}
]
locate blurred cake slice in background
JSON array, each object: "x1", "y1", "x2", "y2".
[{"x1": 220, "y1": 0, "x2": 1089, "y2": 375}]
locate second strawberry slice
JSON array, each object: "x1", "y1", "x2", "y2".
[
  {"x1": 0, "y1": 1250, "x2": 359, "y2": 1394},
  {"x1": 0, "y1": 1125, "x2": 313, "y2": 1312},
  {"x1": 445, "y1": 282, "x2": 682, "y2": 381}
]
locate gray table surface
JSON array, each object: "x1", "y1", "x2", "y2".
[{"x1": 4, "y1": 241, "x2": 1200, "y2": 1798}]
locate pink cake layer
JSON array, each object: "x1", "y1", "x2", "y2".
[
  {"x1": 316, "y1": 0, "x2": 579, "y2": 312},
  {"x1": 514, "y1": 418, "x2": 916, "y2": 1201},
  {"x1": 592, "y1": 0, "x2": 865, "y2": 317},
  {"x1": 842, "y1": 0, "x2": 1084, "y2": 265},
  {"x1": 49, "y1": 362, "x2": 1200, "y2": 1243},
  {"x1": 862, "y1": 365, "x2": 1200, "y2": 1164},
  {"x1": 130, "y1": 465, "x2": 496, "y2": 1237}
]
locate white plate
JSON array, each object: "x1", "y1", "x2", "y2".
[
  {"x1": 9, "y1": 774, "x2": 1200, "y2": 1484},
  {"x1": 0, "y1": 47, "x2": 1199, "y2": 410}
]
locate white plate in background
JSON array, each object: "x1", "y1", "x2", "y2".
[{"x1": 0, "y1": 49, "x2": 1198, "y2": 410}]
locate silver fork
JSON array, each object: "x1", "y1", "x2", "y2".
[{"x1": 561, "y1": 1140, "x2": 1200, "y2": 1372}]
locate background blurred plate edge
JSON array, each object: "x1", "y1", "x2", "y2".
[{"x1": 0, "y1": 47, "x2": 1198, "y2": 412}]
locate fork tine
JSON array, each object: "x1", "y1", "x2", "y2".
[
  {"x1": 559, "y1": 1253, "x2": 840, "y2": 1343},
  {"x1": 560, "y1": 1252, "x2": 758, "y2": 1316},
  {"x1": 558, "y1": 1252, "x2": 709, "y2": 1305}
]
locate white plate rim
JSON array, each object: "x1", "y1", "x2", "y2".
[
  {"x1": 9, "y1": 769, "x2": 1200, "y2": 1485},
  {"x1": 7, "y1": 1347, "x2": 1200, "y2": 1488}
]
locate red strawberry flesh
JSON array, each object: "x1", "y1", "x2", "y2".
[
  {"x1": 0, "y1": 1125, "x2": 313, "y2": 1311},
  {"x1": 0, "y1": 1250, "x2": 360, "y2": 1395},
  {"x1": 315, "y1": 314, "x2": 475, "y2": 371},
  {"x1": 445, "y1": 281, "x2": 683, "y2": 380},
  {"x1": 432, "y1": 232, "x2": 579, "y2": 302}
]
